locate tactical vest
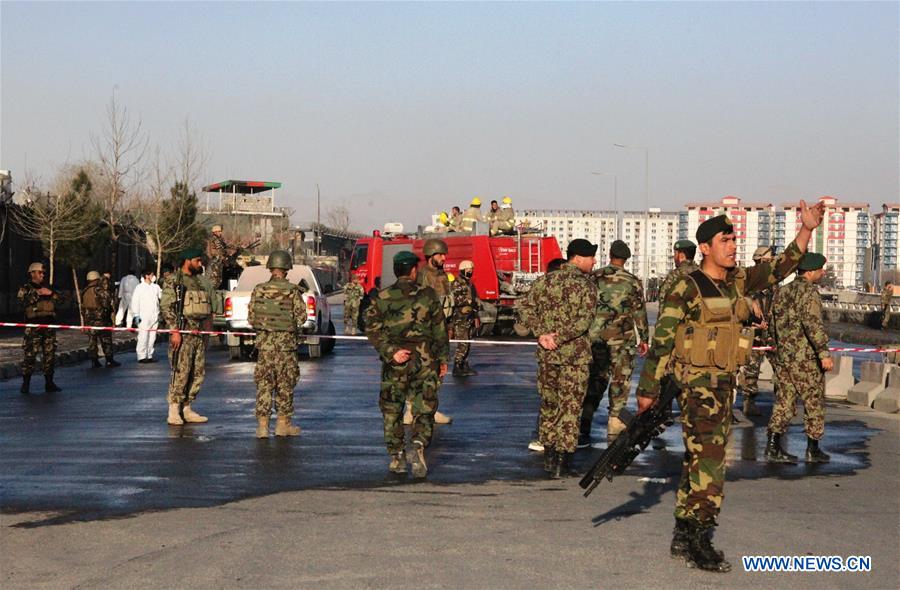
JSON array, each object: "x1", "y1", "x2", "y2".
[
  {"x1": 673, "y1": 270, "x2": 755, "y2": 374},
  {"x1": 25, "y1": 288, "x2": 55, "y2": 319},
  {"x1": 82, "y1": 284, "x2": 99, "y2": 310},
  {"x1": 250, "y1": 284, "x2": 296, "y2": 331},
  {"x1": 183, "y1": 285, "x2": 212, "y2": 319}
]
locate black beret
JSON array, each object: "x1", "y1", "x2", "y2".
[
  {"x1": 674, "y1": 239, "x2": 696, "y2": 251},
  {"x1": 609, "y1": 240, "x2": 631, "y2": 260},
  {"x1": 566, "y1": 238, "x2": 598, "y2": 258},
  {"x1": 798, "y1": 252, "x2": 826, "y2": 271},
  {"x1": 696, "y1": 215, "x2": 735, "y2": 243}
]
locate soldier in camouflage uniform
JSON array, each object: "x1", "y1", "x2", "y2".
[
  {"x1": 766, "y1": 253, "x2": 833, "y2": 463},
  {"x1": 343, "y1": 272, "x2": 365, "y2": 335},
  {"x1": 366, "y1": 251, "x2": 449, "y2": 478},
  {"x1": 882, "y1": 281, "x2": 894, "y2": 330},
  {"x1": 518, "y1": 239, "x2": 599, "y2": 478},
  {"x1": 635, "y1": 202, "x2": 824, "y2": 573},
  {"x1": 658, "y1": 239, "x2": 700, "y2": 305},
  {"x1": 82, "y1": 271, "x2": 121, "y2": 368},
  {"x1": 414, "y1": 238, "x2": 454, "y2": 424},
  {"x1": 205, "y1": 224, "x2": 234, "y2": 290},
  {"x1": 580, "y1": 240, "x2": 649, "y2": 447},
  {"x1": 248, "y1": 250, "x2": 305, "y2": 438},
  {"x1": 18, "y1": 262, "x2": 65, "y2": 394},
  {"x1": 450, "y1": 259, "x2": 480, "y2": 376},
  {"x1": 737, "y1": 246, "x2": 778, "y2": 417},
  {"x1": 161, "y1": 248, "x2": 216, "y2": 425}
]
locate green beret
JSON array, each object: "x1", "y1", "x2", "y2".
[
  {"x1": 696, "y1": 215, "x2": 735, "y2": 243},
  {"x1": 798, "y1": 252, "x2": 826, "y2": 271},
  {"x1": 179, "y1": 247, "x2": 204, "y2": 261},
  {"x1": 393, "y1": 251, "x2": 419, "y2": 266},
  {"x1": 674, "y1": 239, "x2": 696, "y2": 252},
  {"x1": 609, "y1": 240, "x2": 631, "y2": 260}
]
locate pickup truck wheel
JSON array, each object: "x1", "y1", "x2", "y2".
[{"x1": 322, "y1": 321, "x2": 336, "y2": 354}]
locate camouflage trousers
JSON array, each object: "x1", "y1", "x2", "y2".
[
  {"x1": 452, "y1": 318, "x2": 475, "y2": 366},
  {"x1": 166, "y1": 334, "x2": 208, "y2": 405},
  {"x1": 768, "y1": 359, "x2": 826, "y2": 439},
  {"x1": 85, "y1": 317, "x2": 114, "y2": 360},
  {"x1": 738, "y1": 349, "x2": 775, "y2": 401},
  {"x1": 883, "y1": 306, "x2": 892, "y2": 329},
  {"x1": 674, "y1": 385, "x2": 733, "y2": 525},
  {"x1": 581, "y1": 340, "x2": 637, "y2": 433},
  {"x1": 22, "y1": 327, "x2": 57, "y2": 376},
  {"x1": 344, "y1": 301, "x2": 360, "y2": 334},
  {"x1": 379, "y1": 358, "x2": 441, "y2": 454},
  {"x1": 255, "y1": 349, "x2": 300, "y2": 417},
  {"x1": 207, "y1": 258, "x2": 223, "y2": 291},
  {"x1": 538, "y1": 361, "x2": 590, "y2": 453}
]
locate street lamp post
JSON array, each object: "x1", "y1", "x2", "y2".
[
  {"x1": 591, "y1": 171, "x2": 619, "y2": 242},
  {"x1": 614, "y1": 143, "x2": 650, "y2": 289}
]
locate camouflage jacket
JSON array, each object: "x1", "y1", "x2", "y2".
[
  {"x1": 591, "y1": 264, "x2": 649, "y2": 345},
  {"x1": 248, "y1": 277, "x2": 306, "y2": 351},
  {"x1": 82, "y1": 280, "x2": 116, "y2": 324},
  {"x1": 366, "y1": 277, "x2": 449, "y2": 366},
  {"x1": 344, "y1": 282, "x2": 365, "y2": 307},
  {"x1": 771, "y1": 278, "x2": 830, "y2": 364},
  {"x1": 450, "y1": 276, "x2": 480, "y2": 322},
  {"x1": 658, "y1": 260, "x2": 700, "y2": 305},
  {"x1": 418, "y1": 263, "x2": 453, "y2": 318},
  {"x1": 636, "y1": 240, "x2": 804, "y2": 398},
  {"x1": 206, "y1": 234, "x2": 230, "y2": 260},
  {"x1": 160, "y1": 270, "x2": 216, "y2": 332},
  {"x1": 882, "y1": 285, "x2": 894, "y2": 307},
  {"x1": 17, "y1": 281, "x2": 65, "y2": 320},
  {"x1": 517, "y1": 262, "x2": 598, "y2": 365}
]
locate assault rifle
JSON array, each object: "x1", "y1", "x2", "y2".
[
  {"x1": 579, "y1": 377, "x2": 681, "y2": 497},
  {"x1": 224, "y1": 239, "x2": 261, "y2": 267},
  {"x1": 171, "y1": 281, "x2": 187, "y2": 371}
]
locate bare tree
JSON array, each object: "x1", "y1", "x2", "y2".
[
  {"x1": 324, "y1": 205, "x2": 352, "y2": 232},
  {"x1": 176, "y1": 116, "x2": 209, "y2": 195},
  {"x1": 92, "y1": 90, "x2": 148, "y2": 275}
]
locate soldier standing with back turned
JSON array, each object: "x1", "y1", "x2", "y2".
[
  {"x1": 366, "y1": 251, "x2": 449, "y2": 478},
  {"x1": 658, "y1": 240, "x2": 700, "y2": 305},
  {"x1": 18, "y1": 262, "x2": 64, "y2": 394},
  {"x1": 248, "y1": 250, "x2": 305, "y2": 438},
  {"x1": 343, "y1": 272, "x2": 365, "y2": 336},
  {"x1": 634, "y1": 201, "x2": 824, "y2": 573},
  {"x1": 82, "y1": 270, "x2": 121, "y2": 368}
]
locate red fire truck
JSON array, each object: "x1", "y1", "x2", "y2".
[{"x1": 349, "y1": 228, "x2": 562, "y2": 335}]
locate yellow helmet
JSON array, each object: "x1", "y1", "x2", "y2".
[
  {"x1": 438, "y1": 211, "x2": 449, "y2": 225},
  {"x1": 470, "y1": 197, "x2": 481, "y2": 207},
  {"x1": 502, "y1": 196, "x2": 512, "y2": 205},
  {"x1": 447, "y1": 273, "x2": 456, "y2": 282}
]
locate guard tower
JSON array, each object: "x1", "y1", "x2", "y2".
[{"x1": 201, "y1": 180, "x2": 288, "y2": 243}]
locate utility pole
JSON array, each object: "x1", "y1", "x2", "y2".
[{"x1": 316, "y1": 183, "x2": 321, "y2": 256}]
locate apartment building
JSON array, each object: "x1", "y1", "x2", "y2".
[{"x1": 873, "y1": 203, "x2": 900, "y2": 282}]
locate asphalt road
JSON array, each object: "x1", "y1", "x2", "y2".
[{"x1": 1, "y1": 306, "x2": 898, "y2": 589}]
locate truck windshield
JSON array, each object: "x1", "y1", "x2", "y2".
[{"x1": 350, "y1": 243, "x2": 368, "y2": 270}]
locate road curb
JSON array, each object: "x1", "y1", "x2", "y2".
[{"x1": 0, "y1": 337, "x2": 137, "y2": 381}]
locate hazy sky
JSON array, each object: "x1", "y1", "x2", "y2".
[{"x1": 2, "y1": 1, "x2": 898, "y2": 231}]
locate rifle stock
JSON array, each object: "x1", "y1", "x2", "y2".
[{"x1": 579, "y1": 377, "x2": 680, "y2": 497}]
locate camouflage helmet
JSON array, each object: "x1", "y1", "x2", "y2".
[
  {"x1": 423, "y1": 238, "x2": 449, "y2": 257},
  {"x1": 86, "y1": 270, "x2": 101, "y2": 281},
  {"x1": 266, "y1": 250, "x2": 293, "y2": 270},
  {"x1": 459, "y1": 260, "x2": 474, "y2": 272}
]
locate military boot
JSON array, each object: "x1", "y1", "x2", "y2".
[
  {"x1": 20, "y1": 375, "x2": 31, "y2": 394},
  {"x1": 560, "y1": 452, "x2": 581, "y2": 477},
  {"x1": 44, "y1": 375, "x2": 62, "y2": 393},
  {"x1": 106, "y1": 357, "x2": 121, "y2": 368},
  {"x1": 685, "y1": 522, "x2": 731, "y2": 573},
  {"x1": 550, "y1": 451, "x2": 564, "y2": 480},
  {"x1": 765, "y1": 431, "x2": 797, "y2": 463},
  {"x1": 805, "y1": 437, "x2": 831, "y2": 463},
  {"x1": 452, "y1": 363, "x2": 465, "y2": 377},
  {"x1": 543, "y1": 447, "x2": 557, "y2": 473},
  {"x1": 182, "y1": 405, "x2": 208, "y2": 423},
  {"x1": 670, "y1": 518, "x2": 691, "y2": 560},
  {"x1": 167, "y1": 403, "x2": 184, "y2": 425},
  {"x1": 275, "y1": 416, "x2": 301, "y2": 436},
  {"x1": 256, "y1": 416, "x2": 270, "y2": 438},
  {"x1": 91, "y1": 358, "x2": 102, "y2": 368},
  {"x1": 410, "y1": 441, "x2": 427, "y2": 478},
  {"x1": 389, "y1": 451, "x2": 407, "y2": 474},
  {"x1": 463, "y1": 362, "x2": 478, "y2": 376},
  {"x1": 434, "y1": 410, "x2": 453, "y2": 424},
  {"x1": 743, "y1": 397, "x2": 762, "y2": 417}
]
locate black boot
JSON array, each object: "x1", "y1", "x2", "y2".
[
  {"x1": 685, "y1": 521, "x2": 731, "y2": 573},
  {"x1": 805, "y1": 437, "x2": 831, "y2": 463},
  {"x1": 670, "y1": 518, "x2": 691, "y2": 559},
  {"x1": 743, "y1": 397, "x2": 762, "y2": 417},
  {"x1": 765, "y1": 431, "x2": 797, "y2": 463},
  {"x1": 543, "y1": 448, "x2": 557, "y2": 473},
  {"x1": 91, "y1": 358, "x2": 102, "y2": 368},
  {"x1": 44, "y1": 375, "x2": 62, "y2": 393},
  {"x1": 21, "y1": 374, "x2": 31, "y2": 394},
  {"x1": 463, "y1": 362, "x2": 478, "y2": 376},
  {"x1": 106, "y1": 358, "x2": 121, "y2": 368},
  {"x1": 577, "y1": 417, "x2": 593, "y2": 449},
  {"x1": 560, "y1": 452, "x2": 581, "y2": 477},
  {"x1": 452, "y1": 363, "x2": 465, "y2": 377}
]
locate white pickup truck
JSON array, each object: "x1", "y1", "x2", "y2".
[{"x1": 223, "y1": 264, "x2": 336, "y2": 360}]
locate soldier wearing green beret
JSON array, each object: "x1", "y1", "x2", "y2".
[
  {"x1": 658, "y1": 240, "x2": 700, "y2": 305},
  {"x1": 635, "y1": 202, "x2": 825, "y2": 572},
  {"x1": 160, "y1": 247, "x2": 217, "y2": 425},
  {"x1": 366, "y1": 250, "x2": 449, "y2": 478},
  {"x1": 766, "y1": 252, "x2": 833, "y2": 464}
]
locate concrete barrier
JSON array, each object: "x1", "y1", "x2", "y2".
[
  {"x1": 825, "y1": 354, "x2": 855, "y2": 401},
  {"x1": 847, "y1": 362, "x2": 889, "y2": 407},
  {"x1": 873, "y1": 367, "x2": 900, "y2": 413}
]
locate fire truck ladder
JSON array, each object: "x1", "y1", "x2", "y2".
[{"x1": 526, "y1": 238, "x2": 541, "y2": 272}]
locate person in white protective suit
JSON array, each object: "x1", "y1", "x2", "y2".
[
  {"x1": 116, "y1": 270, "x2": 140, "y2": 327},
  {"x1": 130, "y1": 269, "x2": 162, "y2": 363}
]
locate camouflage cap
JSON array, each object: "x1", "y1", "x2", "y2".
[
  {"x1": 696, "y1": 214, "x2": 734, "y2": 243},
  {"x1": 609, "y1": 240, "x2": 631, "y2": 260},
  {"x1": 673, "y1": 239, "x2": 696, "y2": 252},
  {"x1": 798, "y1": 252, "x2": 826, "y2": 271},
  {"x1": 393, "y1": 251, "x2": 419, "y2": 266},
  {"x1": 179, "y1": 247, "x2": 204, "y2": 261}
]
